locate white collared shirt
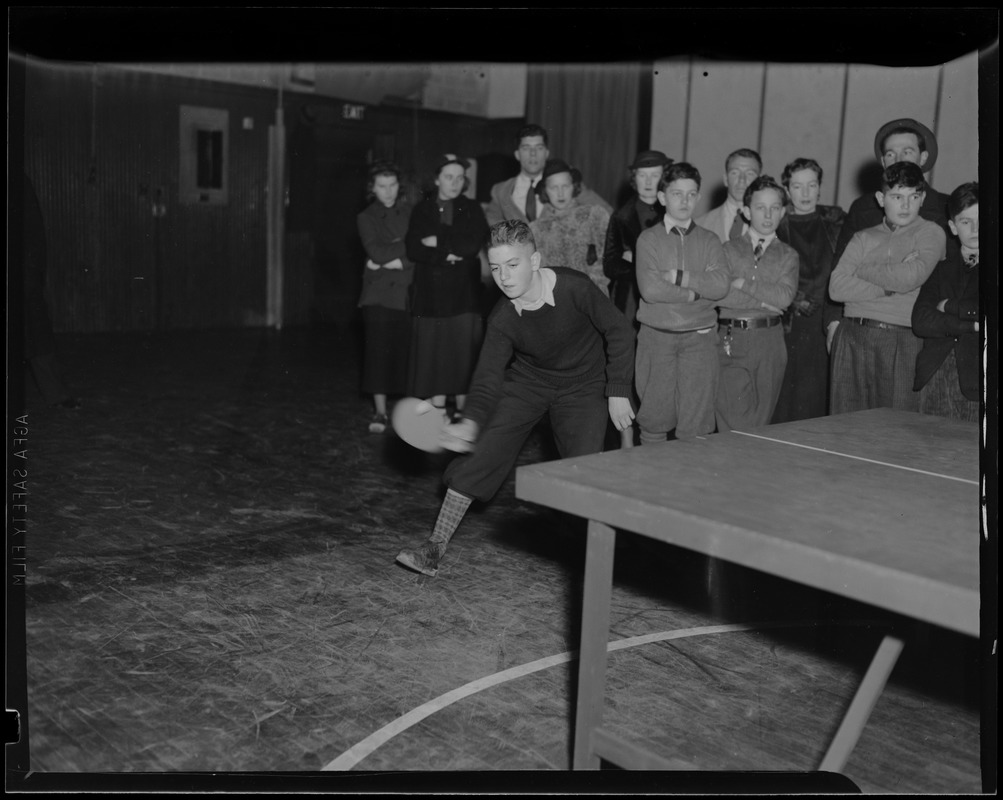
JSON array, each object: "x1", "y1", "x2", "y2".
[
  {"x1": 512, "y1": 173, "x2": 541, "y2": 216},
  {"x1": 510, "y1": 268, "x2": 557, "y2": 315},
  {"x1": 662, "y1": 216, "x2": 692, "y2": 235}
]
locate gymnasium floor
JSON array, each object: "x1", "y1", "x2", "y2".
[{"x1": 13, "y1": 325, "x2": 987, "y2": 791}]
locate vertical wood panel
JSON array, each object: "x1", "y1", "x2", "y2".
[
  {"x1": 934, "y1": 51, "x2": 979, "y2": 195},
  {"x1": 837, "y1": 64, "x2": 940, "y2": 206},
  {"x1": 653, "y1": 56, "x2": 977, "y2": 217},
  {"x1": 687, "y1": 60, "x2": 765, "y2": 217},
  {"x1": 760, "y1": 63, "x2": 846, "y2": 206},
  {"x1": 24, "y1": 61, "x2": 275, "y2": 332},
  {"x1": 649, "y1": 57, "x2": 690, "y2": 166}
]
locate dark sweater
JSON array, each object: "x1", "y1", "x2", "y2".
[
  {"x1": 911, "y1": 238, "x2": 980, "y2": 399},
  {"x1": 462, "y1": 268, "x2": 635, "y2": 428}
]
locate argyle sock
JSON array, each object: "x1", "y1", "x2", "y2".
[{"x1": 428, "y1": 488, "x2": 473, "y2": 549}]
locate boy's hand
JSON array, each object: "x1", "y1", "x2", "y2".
[
  {"x1": 440, "y1": 419, "x2": 479, "y2": 453},
  {"x1": 421, "y1": 235, "x2": 437, "y2": 247},
  {"x1": 608, "y1": 397, "x2": 635, "y2": 432}
]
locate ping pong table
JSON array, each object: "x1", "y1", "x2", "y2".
[{"x1": 515, "y1": 408, "x2": 980, "y2": 771}]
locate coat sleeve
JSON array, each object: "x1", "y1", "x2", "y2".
[
  {"x1": 405, "y1": 202, "x2": 443, "y2": 264},
  {"x1": 578, "y1": 280, "x2": 634, "y2": 398},
  {"x1": 460, "y1": 314, "x2": 515, "y2": 430},
  {"x1": 685, "y1": 236, "x2": 732, "y2": 300},
  {"x1": 739, "y1": 247, "x2": 799, "y2": 310},
  {"x1": 602, "y1": 210, "x2": 632, "y2": 283},
  {"x1": 357, "y1": 207, "x2": 412, "y2": 267},
  {"x1": 442, "y1": 200, "x2": 490, "y2": 258},
  {"x1": 828, "y1": 232, "x2": 886, "y2": 303},
  {"x1": 636, "y1": 231, "x2": 694, "y2": 303},
  {"x1": 911, "y1": 259, "x2": 976, "y2": 338},
  {"x1": 853, "y1": 224, "x2": 946, "y2": 293}
]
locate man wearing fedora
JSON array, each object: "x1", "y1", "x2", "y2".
[
  {"x1": 824, "y1": 118, "x2": 950, "y2": 351},
  {"x1": 485, "y1": 123, "x2": 611, "y2": 226}
]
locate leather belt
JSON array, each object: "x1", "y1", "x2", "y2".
[
  {"x1": 847, "y1": 317, "x2": 912, "y2": 331},
  {"x1": 718, "y1": 317, "x2": 780, "y2": 330}
]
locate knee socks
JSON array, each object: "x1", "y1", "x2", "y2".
[{"x1": 429, "y1": 488, "x2": 473, "y2": 547}]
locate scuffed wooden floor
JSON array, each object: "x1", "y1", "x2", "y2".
[{"x1": 15, "y1": 326, "x2": 985, "y2": 791}]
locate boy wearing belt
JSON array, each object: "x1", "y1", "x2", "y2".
[
  {"x1": 715, "y1": 175, "x2": 799, "y2": 431},
  {"x1": 828, "y1": 162, "x2": 947, "y2": 413},
  {"x1": 634, "y1": 162, "x2": 731, "y2": 443}
]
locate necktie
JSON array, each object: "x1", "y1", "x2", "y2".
[
  {"x1": 753, "y1": 239, "x2": 764, "y2": 261},
  {"x1": 729, "y1": 210, "x2": 744, "y2": 240},
  {"x1": 675, "y1": 226, "x2": 687, "y2": 237},
  {"x1": 965, "y1": 253, "x2": 978, "y2": 268},
  {"x1": 525, "y1": 181, "x2": 537, "y2": 222}
]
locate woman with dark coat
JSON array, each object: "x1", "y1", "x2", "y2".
[
  {"x1": 602, "y1": 150, "x2": 672, "y2": 322},
  {"x1": 356, "y1": 161, "x2": 414, "y2": 433},
  {"x1": 405, "y1": 155, "x2": 489, "y2": 415},
  {"x1": 772, "y1": 157, "x2": 846, "y2": 423}
]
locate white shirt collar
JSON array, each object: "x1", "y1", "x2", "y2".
[
  {"x1": 663, "y1": 215, "x2": 692, "y2": 234},
  {"x1": 510, "y1": 268, "x2": 557, "y2": 315},
  {"x1": 749, "y1": 230, "x2": 776, "y2": 250}
]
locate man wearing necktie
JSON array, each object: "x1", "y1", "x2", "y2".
[
  {"x1": 485, "y1": 124, "x2": 612, "y2": 226},
  {"x1": 524, "y1": 176, "x2": 537, "y2": 222},
  {"x1": 695, "y1": 148, "x2": 762, "y2": 244},
  {"x1": 715, "y1": 175, "x2": 799, "y2": 432}
]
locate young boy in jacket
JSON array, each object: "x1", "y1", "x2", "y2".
[
  {"x1": 634, "y1": 163, "x2": 731, "y2": 443},
  {"x1": 395, "y1": 220, "x2": 635, "y2": 577},
  {"x1": 828, "y1": 162, "x2": 947, "y2": 413},
  {"x1": 911, "y1": 181, "x2": 980, "y2": 422}
]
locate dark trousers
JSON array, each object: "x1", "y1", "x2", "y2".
[
  {"x1": 830, "y1": 321, "x2": 921, "y2": 414},
  {"x1": 445, "y1": 373, "x2": 608, "y2": 502}
]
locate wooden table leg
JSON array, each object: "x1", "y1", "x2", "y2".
[
  {"x1": 572, "y1": 519, "x2": 616, "y2": 770},
  {"x1": 818, "y1": 634, "x2": 905, "y2": 773}
]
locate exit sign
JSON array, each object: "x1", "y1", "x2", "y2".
[{"x1": 342, "y1": 104, "x2": 365, "y2": 121}]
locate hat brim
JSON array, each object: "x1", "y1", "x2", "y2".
[{"x1": 873, "y1": 119, "x2": 938, "y2": 173}]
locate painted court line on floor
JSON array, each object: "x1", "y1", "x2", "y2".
[
  {"x1": 732, "y1": 430, "x2": 978, "y2": 485},
  {"x1": 323, "y1": 620, "x2": 811, "y2": 771}
]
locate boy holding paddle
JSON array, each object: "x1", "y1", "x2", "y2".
[{"x1": 395, "y1": 220, "x2": 635, "y2": 577}]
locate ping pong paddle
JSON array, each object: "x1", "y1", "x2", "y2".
[{"x1": 391, "y1": 398, "x2": 449, "y2": 453}]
